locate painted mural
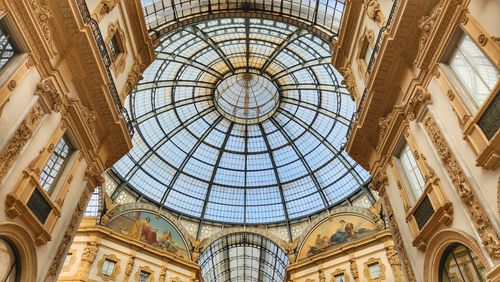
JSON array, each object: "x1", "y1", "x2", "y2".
[
  {"x1": 298, "y1": 214, "x2": 379, "y2": 260},
  {"x1": 106, "y1": 210, "x2": 189, "y2": 260}
]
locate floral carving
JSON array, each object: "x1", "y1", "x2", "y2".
[
  {"x1": 382, "y1": 194, "x2": 416, "y2": 281},
  {"x1": 123, "y1": 61, "x2": 144, "y2": 99},
  {"x1": 37, "y1": 78, "x2": 62, "y2": 112},
  {"x1": 30, "y1": 0, "x2": 56, "y2": 55},
  {"x1": 0, "y1": 104, "x2": 44, "y2": 181},
  {"x1": 415, "y1": 1, "x2": 445, "y2": 65},
  {"x1": 423, "y1": 116, "x2": 500, "y2": 259},
  {"x1": 350, "y1": 259, "x2": 359, "y2": 280},
  {"x1": 80, "y1": 104, "x2": 97, "y2": 134}
]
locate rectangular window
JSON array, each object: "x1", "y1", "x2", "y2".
[
  {"x1": 101, "y1": 259, "x2": 115, "y2": 276},
  {"x1": 368, "y1": 263, "x2": 381, "y2": 279},
  {"x1": 139, "y1": 271, "x2": 150, "y2": 282},
  {"x1": 108, "y1": 35, "x2": 120, "y2": 61},
  {"x1": 334, "y1": 274, "x2": 346, "y2": 282},
  {"x1": 447, "y1": 33, "x2": 498, "y2": 111},
  {"x1": 397, "y1": 143, "x2": 425, "y2": 201},
  {"x1": 364, "y1": 44, "x2": 374, "y2": 65},
  {"x1": 39, "y1": 135, "x2": 73, "y2": 194},
  {"x1": 63, "y1": 253, "x2": 72, "y2": 268},
  {"x1": 0, "y1": 19, "x2": 18, "y2": 72}
]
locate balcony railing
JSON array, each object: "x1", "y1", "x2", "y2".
[
  {"x1": 75, "y1": 0, "x2": 134, "y2": 137},
  {"x1": 345, "y1": 0, "x2": 401, "y2": 141}
]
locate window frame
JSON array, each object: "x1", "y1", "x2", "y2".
[
  {"x1": 39, "y1": 135, "x2": 74, "y2": 195},
  {"x1": 439, "y1": 243, "x2": 487, "y2": 282},
  {"x1": 105, "y1": 22, "x2": 127, "y2": 75},
  {"x1": 395, "y1": 142, "x2": 426, "y2": 203},
  {"x1": 434, "y1": 13, "x2": 500, "y2": 169},
  {"x1": 135, "y1": 266, "x2": 154, "y2": 282},
  {"x1": 97, "y1": 254, "x2": 121, "y2": 281}
]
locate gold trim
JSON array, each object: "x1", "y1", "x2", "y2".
[
  {"x1": 97, "y1": 253, "x2": 121, "y2": 281},
  {"x1": 135, "y1": 265, "x2": 155, "y2": 282},
  {"x1": 423, "y1": 229, "x2": 490, "y2": 282},
  {"x1": 423, "y1": 114, "x2": 500, "y2": 259},
  {"x1": 332, "y1": 268, "x2": 351, "y2": 282},
  {"x1": 363, "y1": 257, "x2": 386, "y2": 281}
]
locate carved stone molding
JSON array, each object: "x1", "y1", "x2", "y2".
[
  {"x1": 382, "y1": 194, "x2": 416, "y2": 281},
  {"x1": 332, "y1": 268, "x2": 351, "y2": 282},
  {"x1": 0, "y1": 104, "x2": 44, "y2": 182},
  {"x1": 414, "y1": 0, "x2": 461, "y2": 69},
  {"x1": 93, "y1": 0, "x2": 117, "y2": 22},
  {"x1": 45, "y1": 185, "x2": 95, "y2": 280},
  {"x1": 159, "y1": 266, "x2": 168, "y2": 282},
  {"x1": 124, "y1": 256, "x2": 135, "y2": 281},
  {"x1": 365, "y1": 0, "x2": 386, "y2": 27},
  {"x1": 97, "y1": 254, "x2": 121, "y2": 281},
  {"x1": 29, "y1": 0, "x2": 57, "y2": 56},
  {"x1": 122, "y1": 61, "x2": 144, "y2": 101},
  {"x1": 339, "y1": 63, "x2": 360, "y2": 101},
  {"x1": 423, "y1": 115, "x2": 500, "y2": 259},
  {"x1": 385, "y1": 245, "x2": 405, "y2": 281},
  {"x1": 369, "y1": 167, "x2": 388, "y2": 193},
  {"x1": 37, "y1": 78, "x2": 62, "y2": 113},
  {"x1": 362, "y1": 257, "x2": 386, "y2": 281},
  {"x1": 76, "y1": 244, "x2": 100, "y2": 280},
  {"x1": 350, "y1": 259, "x2": 359, "y2": 281}
]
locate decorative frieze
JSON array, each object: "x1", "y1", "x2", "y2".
[
  {"x1": 0, "y1": 104, "x2": 44, "y2": 182},
  {"x1": 423, "y1": 115, "x2": 500, "y2": 259},
  {"x1": 37, "y1": 78, "x2": 62, "y2": 113},
  {"x1": 30, "y1": 0, "x2": 57, "y2": 56}
]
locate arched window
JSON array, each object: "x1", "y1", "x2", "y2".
[
  {"x1": 439, "y1": 243, "x2": 487, "y2": 282},
  {"x1": 0, "y1": 238, "x2": 20, "y2": 282}
]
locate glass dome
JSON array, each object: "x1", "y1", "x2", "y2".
[{"x1": 113, "y1": 17, "x2": 370, "y2": 224}]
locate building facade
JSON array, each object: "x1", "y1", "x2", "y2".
[{"x1": 0, "y1": 0, "x2": 497, "y2": 281}]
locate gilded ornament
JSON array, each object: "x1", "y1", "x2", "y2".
[
  {"x1": 365, "y1": 0, "x2": 386, "y2": 27},
  {"x1": 478, "y1": 34, "x2": 487, "y2": 46},
  {"x1": 37, "y1": 78, "x2": 62, "y2": 112},
  {"x1": 339, "y1": 64, "x2": 359, "y2": 101},
  {"x1": 30, "y1": 0, "x2": 56, "y2": 55},
  {"x1": 423, "y1": 116, "x2": 500, "y2": 259},
  {"x1": 415, "y1": 1, "x2": 444, "y2": 64},
  {"x1": 7, "y1": 80, "x2": 16, "y2": 90}
]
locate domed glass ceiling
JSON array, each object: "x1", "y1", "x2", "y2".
[{"x1": 113, "y1": 17, "x2": 369, "y2": 224}]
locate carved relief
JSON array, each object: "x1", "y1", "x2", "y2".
[
  {"x1": 94, "y1": 0, "x2": 117, "y2": 22},
  {"x1": 382, "y1": 194, "x2": 416, "y2": 281},
  {"x1": 159, "y1": 266, "x2": 168, "y2": 282},
  {"x1": 124, "y1": 256, "x2": 135, "y2": 281},
  {"x1": 385, "y1": 246, "x2": 405, "y2": 280},
  {"x1": 0, "y1": 104, "x2": 44, "y2": 182},
  {"x1": 188, "y1": 236, "x2": 206, "y2": 262},
  {"x1": 79, "y1": 104, "x2": 97, "y2": 135},
  {"x1": 415, "y1": 1, "x2": 444, "y2": 64},
  {"x1": 350, "y1": 259, "x2": 359, "y2": 281},
  {"x1": 365, "y1": 0, "x2": 386, "y2": 27},
  {"x1": 37, "y1": 78, "x2": 63, "y2": 112},
  {"x1": 423, "y1": 116, "x2": 500, "y2": 259},
  {"x1": 332, "y1": 269, "x2": 351, "y2": 282},
  {"x1": 101, "y1": 192, "x2": 119, "y2": 225},
  {"x1": 122, "y1": 61, "x2": 144, "y2": 100},
  {"x1": 106, "y1": 23, "x2": 127, "y2": 75},
  {"x1": 76, "y1": 244, "x2": 99, "y2": 279},
  {"x1": 285, "y1": 238, "x2": 299, "y2": 263},
  {"x1": 45, "y1": 185, "x2": 95, "y2": 280},
  {"x1": 29, "y1": 0, "x2": 57, "y2": 55},
  {"x1": 339, "y1": 64, "x2": 360, "y2": 101}
]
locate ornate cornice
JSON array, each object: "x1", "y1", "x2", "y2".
[
  {"x1": 423, "y1": 115, "x2": 500, "y2": 259},
  {"x1": 414, "y1": 0, "x2": 462, "y2": 69}
]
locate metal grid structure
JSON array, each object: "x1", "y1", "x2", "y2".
[
  {"x1": 113, "y1": 17, "x2": 370, "y2": 226},
  {"x1": 141, "y1": 0, "x2": 345, "y2": 41},
  {"x1": 198, "y1": 233, "x2": 289, "y2": 282}
]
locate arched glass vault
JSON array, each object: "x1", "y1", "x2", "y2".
[
  {"x1": 199, "y1": 233, "x2": 289, "y2": 282},
  {"x1": 113, "y1": 17, "x2": 370, "y2": 226},
  {"x1": 141, "y1": 0, "x2": 346, "y2": 41}
]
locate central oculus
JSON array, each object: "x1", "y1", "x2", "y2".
[{"x1": 214, "y1": 73, "x2": 280, "y2": 124}]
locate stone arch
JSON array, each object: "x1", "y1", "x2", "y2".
[
  {"x1": 423, "y1": 228, "x2": 491, "y2": 282},
  {"x1": 0, "y1": 222, "x2": 37, "y2": 281}
]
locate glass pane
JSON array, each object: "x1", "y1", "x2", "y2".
[
  {"x1": 440, "y1": 243, "x2": 487, "y2": 282},
  {"x1": 398, "y1": 144, "x2": 425, "y2": 200},
  {"x1": 39, "y1": 136, "x2": 73, "y2": 193},
  {"x1": 449, "y1": 33, "x2": 498, "y2": 109},
  {"x1": 102, "y1": 260, "x2": 115, "y2": 276},
  {"x1": 0, "y1": 239, "x2": 18, "y2": 282},
  {"x1": 0, "y1": 21, "x2": 17, "y2": 71},
  {"x1": 139, "y1": 271, "x2": 150, "y2": 282},
  {"x1": 369, "y1": 263, "x2": 381, "y2": 279}
]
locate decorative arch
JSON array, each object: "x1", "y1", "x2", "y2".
[
  {"x1": 296, "y1": 207, "x2": 380, "y2": 261},
  {"x1": 104, "y1": 203, "x2": 192, "y2": 260},
  {"x1": 0, "y1": 222, "x2": 37, "y2": 281},
  {"x1": 201, "y1": 227, "x2": 289, "y2": 254},
  {"x1": 423, "y1": 228, "x2": 491, "y2": 282}
]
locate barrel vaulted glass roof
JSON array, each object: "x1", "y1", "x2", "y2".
[
  {"x1": 141, "y1": 0, "x2": 345, "y2": 41},
  {"x1": 113, "y1": 17, "x2": 370, "y2": 225}
]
